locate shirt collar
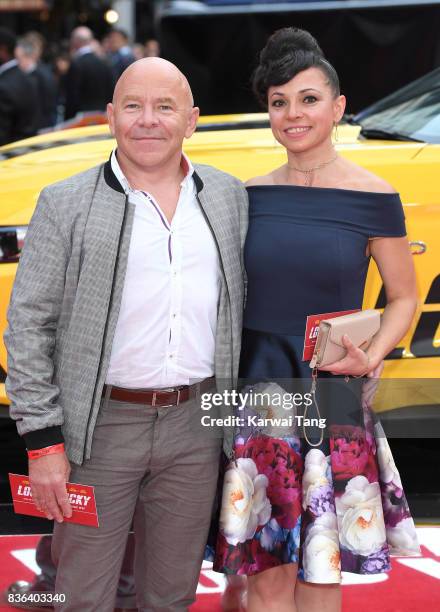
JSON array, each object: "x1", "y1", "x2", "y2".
[
  {"x1": 0, "y1": 59, "x2": 18, "y2": 76},
  {"x1": 74, "y1": 46, "x2": 93, "y2": 58},
  {"x1": 110, "y1": 148, "x2": 194, "y2": 195}
]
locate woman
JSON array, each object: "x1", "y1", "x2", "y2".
[{"x1": 213, "y1": 28, "x2": 420, "y2": 612}]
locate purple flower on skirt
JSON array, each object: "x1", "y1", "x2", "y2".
[
  {"x1": 260, "y1": 519, "x2": 284, "y2": 552},
  {"x1": 360, "y1": 546, "x2": 391, "y2": 574},
  {"x1": 308, "y1": 484, "x2": 336, "y2": 516},
  {"x1": 381, "y1": 481, "x2": 410, "y2": 528},
  {"x1": 340, "y1": 547, "x2": 359, "y2": 573}
]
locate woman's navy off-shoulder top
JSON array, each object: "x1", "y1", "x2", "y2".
[{"x1": 243, "y1": 185, "x2": 406, "y2": 336}]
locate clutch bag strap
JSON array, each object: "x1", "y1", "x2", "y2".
[{"x1": 303, "y1": 367, "x2": 324, "y2": 447}]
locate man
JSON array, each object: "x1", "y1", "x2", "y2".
[
  {"x1": 0, "y1": 27, "x2": 38, "y2": 145},
  {"x1": 144, "y1": 38, "x2": 160, "y2": 58},
  {"x1": 64, "y1": 26, "x2": 113, "y2": 120},
  {"x1": 5, "y1": 57, "x2": 247, "y2": 611},
  {"x1": 107, "y1": 28, "x2": 135, "y2": 83},
  {"x1": 15, "y1": 37, "x2": 57, "y2": 130}
]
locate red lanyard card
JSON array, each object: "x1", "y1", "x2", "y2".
[
  {"x1": 9, "y1": 473, "x2": 99, "y2": 528},
  {"x1": 302, "y1": 309, "x2": 360, "y2": 361}
]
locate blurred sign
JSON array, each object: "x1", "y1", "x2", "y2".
[{"x1": 0, "y1": 0, "x2": 46, "y2": 10}]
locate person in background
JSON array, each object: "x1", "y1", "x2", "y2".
[
  {"x1": 144, "y1": 37, "x2": 160, "y2": 58},
  {"x1": 22, "y1": 30, "x2": 46, "y2": 62},
  {"x1": 16, "y1": 37, "x2": 57, "y2": 130},
  {"x1": 64, "y1": 26, "x2": 113, "y2": 120},
  {"x1": 51, "y1": 44, "x2": 70, "y2": 124},
  {"x1": 132, "y1": 42, "x2": 146, "y2": 61},
  {"x1": 131, "y1": 37, "x2": 160, "y2": 61},
  {"x1": 0, "y1": 27, "x2": 38, "y2": 145},
  {"x1": 107, "y1": 28, "x2": 135, "y2": 83}
]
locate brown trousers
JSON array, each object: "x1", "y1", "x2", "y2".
[{"x1": 52, "y1": 393, "x2": 222, "y2": 612}]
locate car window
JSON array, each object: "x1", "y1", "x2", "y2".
[{"x1": 354, "y1": 67, "x2": 440, "y2": 144}]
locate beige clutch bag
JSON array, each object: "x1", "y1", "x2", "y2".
[{"x1": 309, "y1": 309, "x2": 380, "y2": 369}]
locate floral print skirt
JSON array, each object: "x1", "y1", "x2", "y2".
[{"x1": 212, "y1": 381, "x2": 420, "y2": 583}]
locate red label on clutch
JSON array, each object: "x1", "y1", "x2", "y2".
[
  {"x1": 302, "y1": 309, "x2": 360, "y2": 361},
  {"x1": 9, "y1": 473, "x2": 99, "y2": 528}
]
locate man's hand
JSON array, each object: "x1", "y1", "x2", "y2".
[{"x1": 28, "y1": 452, "x2": 72, "y2": 523}]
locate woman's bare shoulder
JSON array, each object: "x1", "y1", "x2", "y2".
[
  {"x1": 339, "y1": 160, "x2": 397, "y2": 194},
  {"x1": 245, "y1": 172, "x2": 278, "y2": 187}
]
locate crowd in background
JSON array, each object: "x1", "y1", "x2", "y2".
[{"x1": 0, "y1": 25, "x2": 160, "y2": 146}]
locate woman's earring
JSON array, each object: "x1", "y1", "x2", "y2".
[{"x1": 333, "y1": 121, "x2": 339, "y2": 142}]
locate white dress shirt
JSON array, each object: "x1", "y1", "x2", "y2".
[{"x1": 106, "y1": 150, "x2": 221, "y2": 388}]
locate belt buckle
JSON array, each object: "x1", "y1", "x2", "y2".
[{"x1": 151, "y1": 388, "x2": 180, "y2": 408}]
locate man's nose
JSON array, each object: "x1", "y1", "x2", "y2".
[{"x1": 138, "y1": 105, "x2": 159, "y2": 126}]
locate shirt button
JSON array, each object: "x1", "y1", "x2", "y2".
[
  {"x1": 169, "y1": 354, "x2": 174, "y2": 359},
  {"x1": 172, "y1": 313, "x2": 177, "y2": 318}
]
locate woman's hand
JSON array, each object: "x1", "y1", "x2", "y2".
[
  {"x1": 361, "y1": 360, "x2": 385, "y2": 408},
  {"x1": 318, "y1": 334, "x2": 373, "y2": 376}
]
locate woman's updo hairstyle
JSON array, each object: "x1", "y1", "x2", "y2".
[{"x1": 252, "y1": 27, "x2": 340, "y2": 108}]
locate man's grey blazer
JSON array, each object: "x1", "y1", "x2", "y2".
[{"x1": 4, "y1": 159, "x2": 248, "y2": 464}]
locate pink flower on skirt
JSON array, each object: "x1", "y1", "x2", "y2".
[
  {"x1": 329, "y1": 425, "x2": 378, "y2": 483},
  {"x1": 237, "y1": 435, "x2": 303, "y2": 529}
]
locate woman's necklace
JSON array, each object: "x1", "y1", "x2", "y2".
[{"x1": 287, "y1": 154, "x2": 338, "y2": 187}]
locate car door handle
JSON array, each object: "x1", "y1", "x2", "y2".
[{"x1": 409, "y1": 241, "x2": 427, "y2": 255}]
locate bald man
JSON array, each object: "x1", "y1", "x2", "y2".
[
  {"x1": 5, "y1": 57, "x2": 247, "y2": 611},
  {"x1": 64, "y1": 26, "x2": 113, "y2": 120}
]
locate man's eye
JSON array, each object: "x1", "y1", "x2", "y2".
[
  {"x1": 126, "y1": 103, "x2": 139, "y2": 109},
  {"x1": 159, "y1": 104, "x2": 172, "y2": 111},
  {"x1": 304, "y1": 96, "x2": 318, "y2": 103}
]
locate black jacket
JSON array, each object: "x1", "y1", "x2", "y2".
[
  {"x1": 29, "y1": 63, "x2": 57, "y2": 129},
  {"x1": 0, "y1": 62, "x2": 38, "y2": 146},
  {"x1": 109, "y1": 47, "x2": 135, "y2": 84},
  {"x1": 64, "y1": 51, "x2": 113, "y2": 120}
]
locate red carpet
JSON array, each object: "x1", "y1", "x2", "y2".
[{"x1": 0, "y1": 528, "x2": 439, "y2": 611}]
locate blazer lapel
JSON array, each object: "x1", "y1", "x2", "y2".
[
  {"x1": 74, "y1": 170, "x2": 134, "y2": 361},
  {"x1": 194, "y1": 175, "x2": 236, "y2": 298}
]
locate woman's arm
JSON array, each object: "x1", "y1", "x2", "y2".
[
  {"x1": 320, "y1": 236, "x2": 417, "y2": 376},
  {"x1": 365, "y1": 235, "x2": 417, "y2": 368}
]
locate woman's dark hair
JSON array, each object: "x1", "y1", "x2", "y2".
[{"x1": 252, "y1": 27, "x2": 340, "y2": 108}]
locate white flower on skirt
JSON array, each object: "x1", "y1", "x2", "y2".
[
  {"x1": 375, "y1": 430, "x2": 402, "y2": 489},
  {"x1": 336, "y1": 475, "x2": 386, "y2": 556},
  {"x1": 303, "y1": 512, "x2": 341, "y2": 583},
  {"x1": 245, "y1": 381, "x2": 298, "y2": 438},
  {"x1": 302, "y1": 448, "x2": 330, "y2": 510},
  {"x1": 387, "y1": 518, "x2": 421, "y2": 555},
  {"x1": 220, "y1": 457, "x2": 272, "y2": 545}
]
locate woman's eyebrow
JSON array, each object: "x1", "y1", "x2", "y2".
[{"x1": 299, "y1": 88, "x2": 321, "y2": 94}]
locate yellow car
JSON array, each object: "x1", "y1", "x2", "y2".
[{"x1": 1, "y1": 69, "x2": 439, "y2": 419}]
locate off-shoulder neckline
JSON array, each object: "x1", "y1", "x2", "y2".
[{"x1": 246, "y1": 184, "x2": 400, "y2": 197}]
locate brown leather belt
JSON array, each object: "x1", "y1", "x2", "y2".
[{"x1": 102, "y1": 377, "x2": 215, "y2": 407}]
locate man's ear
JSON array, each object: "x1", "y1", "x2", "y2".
[
  {"x1": 107, "y1": 103, "x2": 115, "y2": 136},
  {"x1": 185, "y1": 106, "x2": 200, "y2": 139}
]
